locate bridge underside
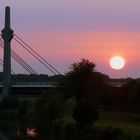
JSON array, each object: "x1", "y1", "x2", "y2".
[{"x1": 0, "y1": 87, "x2": 56, "y2": 96}]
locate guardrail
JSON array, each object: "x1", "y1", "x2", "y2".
[{"x1": 0, "y1": 82, "x2": 58, "y2": 87}]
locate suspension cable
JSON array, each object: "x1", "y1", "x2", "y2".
[
  {"x1": 0, "y1": 40, "x2": 38, "y2": 74},
  {"x1": 13, "y1": 37, "x2": 57, "y2": 75},
  {"x1": 14, "y1": 34, "x2": 61, "y2": 75},
  {"x1": 12, "y1": 50, "x2": 38, "y2": 74},
  {"x1": 0, "y1": 59, "x2": 3, "y2": 67},
  {"x1": 0, "y1": 42, "x2": 32, "y2": 74}
]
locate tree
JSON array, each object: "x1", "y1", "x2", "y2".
[{"x1": 62, "y1": 58, "x2": 105, "y2": 100}]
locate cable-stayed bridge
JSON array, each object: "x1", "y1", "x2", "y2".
[
  {"x1": 0, "y1": 7, "x2": 61, "y2": 96},
  {"x1": 0, "y1": 34, "x2": 61, "y2": 75}
]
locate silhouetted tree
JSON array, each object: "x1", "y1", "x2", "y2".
[{"x1": 62, "y1": 58, "x2": 105, "y2": 101}]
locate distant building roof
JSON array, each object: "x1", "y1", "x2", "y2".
[{"x1": 106, "y1": 78, "x2": 131, "y2": 87}]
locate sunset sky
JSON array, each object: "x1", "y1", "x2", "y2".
[{"x1": 0, "y1": 0, "x2": 140, "y2": 78}]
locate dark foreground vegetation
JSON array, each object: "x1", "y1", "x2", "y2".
[{"x1": 1, "y1": 59, "x2": 140, "y2": 139}]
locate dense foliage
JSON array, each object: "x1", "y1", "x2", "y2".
[
  {"x1": 32, "y1": 89, "x2": 65, "y2": 134},
  {"x1": 62, "y1": 58, "x2": 107, "y2": 101},
  {"x1": 73, "y1": 99, "x2": 98, "y2": 129}
]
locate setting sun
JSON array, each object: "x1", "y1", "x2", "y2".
[{"x1": 109, "y1": 56, "x2": 125, "y2": 70}]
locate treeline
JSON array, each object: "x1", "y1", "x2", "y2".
[
  {"x1": 0, "y1": 72, "x2": 63, "y2": 82},
  {"x1": 103, "y1": 79, "x2": 140, "y2": 113},
  {"x1": 0, "y1": 59, "x2": 140, "y2": 114}
]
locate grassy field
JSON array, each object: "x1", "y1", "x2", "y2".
[
  {"x1": 95, "y1": 111, "x2": 140, "y2": 136},
  {"x1": 64, "y1": 109, "x2": 140, "y2": 137}
]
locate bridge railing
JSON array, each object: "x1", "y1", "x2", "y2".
[
  {"x1": 0, "y1": 82, "x2": 58, "y2": 86},
  {"x1": 12, "y1": 82, "x2": 46, "y2": 85},
  {"x1": 11, "y1": 82, "x2": 57, "y2": 85}
]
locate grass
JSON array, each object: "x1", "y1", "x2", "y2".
[
  {"x1": 64, "y1": 109, "x2": 140, "y2": 136},
  {"x1": 95, "y1": 119, "x2": 140, "y2": 135},
  {"x1": 95, "y1": 110, "x2": 140, "y2": 136}
]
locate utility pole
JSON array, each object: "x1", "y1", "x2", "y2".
[{"x1": 2, "y1": 6, "x2": 14, "y2": 96}]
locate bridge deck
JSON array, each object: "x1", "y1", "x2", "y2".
[{"x1": 0, "y1": 82, "x2": 57, "y2": 88}]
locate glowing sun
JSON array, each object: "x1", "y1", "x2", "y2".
[{"x1": 109, "y1": 56, "x2": 125, "y2": 70}]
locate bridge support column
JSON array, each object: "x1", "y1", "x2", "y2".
[{"x1": 2, "y1": 6, "x2": 14, "y2": 96}]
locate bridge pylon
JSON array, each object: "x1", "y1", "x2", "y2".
[{"x1": 2, "y1": 6, "x2": 14, "y2": 96}]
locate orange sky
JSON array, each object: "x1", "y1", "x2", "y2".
[{"x1": 8, "y1": 30, "x2": 140, "y2": 78}]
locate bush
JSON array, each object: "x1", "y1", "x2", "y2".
[
  {"x1": 73, "y1": 99, "x2": 98, "y2": 130},
  {"x1": 33, "y1": 90, "x2": 65, "y2": 134},
  {"x1": 0, "y1": 96, "x2": 18, "y2": 110}
]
